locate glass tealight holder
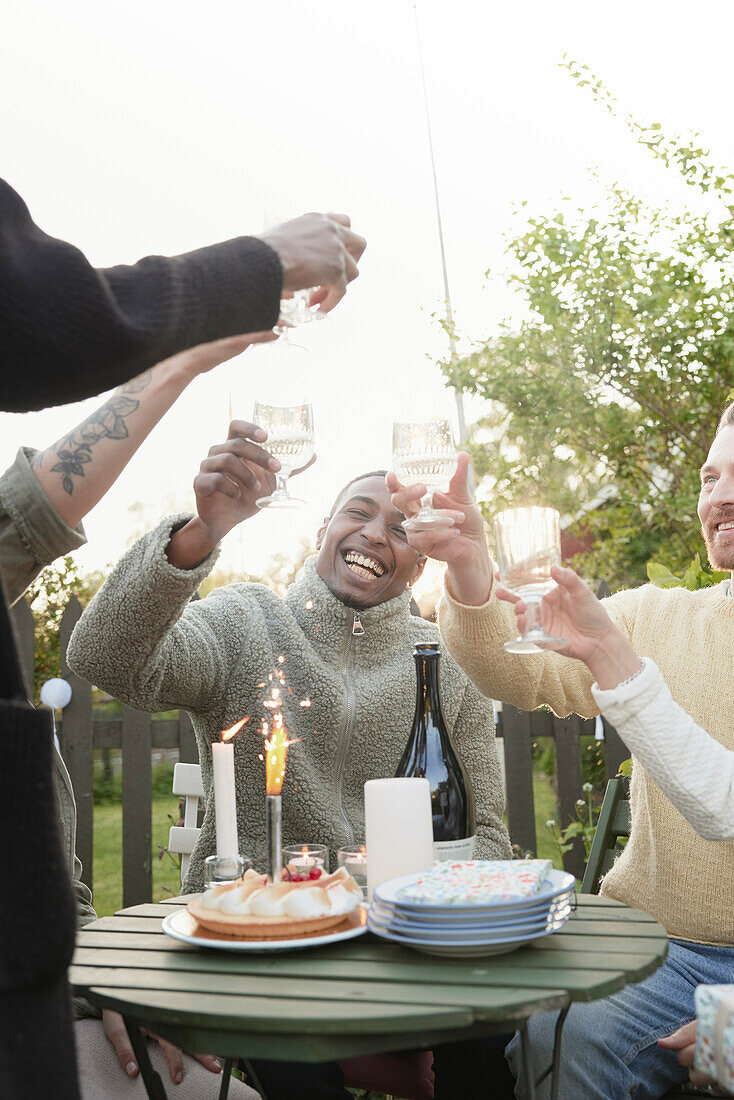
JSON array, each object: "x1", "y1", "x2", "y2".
[
  {"x1": 282, "y1": 843, "x2": 328, "y2": 881},
  {"x1": 337, "y1": 844, "x2": 368, "y2": 897},
  {"x1": 204, "y1": 854, "x2": 251, "y2": 888}
]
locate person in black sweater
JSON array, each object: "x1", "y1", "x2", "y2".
[
  {"x1": 0, "y1": 180, "x2": 365, "y2": 1099},
  {"x1": 0, "y1": 177, "x2": 366, "y2": 411}
]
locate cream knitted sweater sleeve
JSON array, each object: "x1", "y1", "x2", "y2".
[
  {"x1": 438, "y1": 579, "x2": 640, "y2": 719},
  {"x1": 592, "y1": 658, "x2": 734, "y2": 842}
]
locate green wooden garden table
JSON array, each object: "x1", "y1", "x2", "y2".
[{"x1": 70, "y1": 893, "x2": 668, "y2": 1100}]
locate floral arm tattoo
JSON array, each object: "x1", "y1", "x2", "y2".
[{"x1": 40, "y1": 370, "x2": 153, "y2": 495}]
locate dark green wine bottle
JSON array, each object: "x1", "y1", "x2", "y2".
[{"x1": 395, "y1": 642, "x2": 476, "y2": 860}]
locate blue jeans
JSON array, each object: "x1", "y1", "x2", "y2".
[{"x1": 506, "y1": 940, "x2": 734, "y2": 1099}]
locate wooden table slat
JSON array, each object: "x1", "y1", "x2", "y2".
[
  {"x1": 71, "y1": 943, "x2": 659, "y2": 976},
  {"x1": 83, "y1": 986, "x2": 473, "y2": 1033},
  {"x1": 71, "y1": 965, "x2": 575, "y2": 1015}
]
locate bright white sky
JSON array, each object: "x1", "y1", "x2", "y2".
[{"x1": 2, "y1": 0, "x2": 732, "y2": 581}]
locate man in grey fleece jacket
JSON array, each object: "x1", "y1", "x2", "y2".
[{"x1": 67, "y1": 424, "x2": 511, "y2": 893}]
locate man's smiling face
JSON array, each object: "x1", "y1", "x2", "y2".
[
  {"x1": 315, "y1": 475, "x2": 425, "y2": 609},
  {"x1": 698, "y1": 423, "x2": 734, "y2": 572}
]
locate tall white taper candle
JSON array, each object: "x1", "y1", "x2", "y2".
[
  {"x1": 364, "y1": 777, "x2": 433, "y2": 901},
  {"x1": 212, "y1": 740, "x2": 239, "y2": 859}
]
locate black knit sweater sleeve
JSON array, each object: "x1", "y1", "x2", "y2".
[{"x1": 0, "y1": 178, "x2": 283, "y2": 412}]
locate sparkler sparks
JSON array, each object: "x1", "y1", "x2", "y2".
[{"x1": 263, "y1": 713, "x2": 300, "y2": 796}]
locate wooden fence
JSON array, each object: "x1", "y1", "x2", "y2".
[{"x1": 9, "y1": 585, "x2": 627, "y2": 906}]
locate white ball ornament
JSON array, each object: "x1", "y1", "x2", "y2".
[{"x1": 40, "y1": 677, "x2": 72, "y2": 710}]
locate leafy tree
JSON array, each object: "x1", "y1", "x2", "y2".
[
  {"x1": 26, "y1": 556, "x2": 104, "y2": 702},
  {"x1": 647, "y1": 552, "x2": 727, "y2": 591},
  {"x1": 444, "y1": 61, "x2": 734, "y2": 588}
]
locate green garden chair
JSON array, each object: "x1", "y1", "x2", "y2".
[{"x1": 582, "y1": 778, "x2": 712, "y2": 1098}]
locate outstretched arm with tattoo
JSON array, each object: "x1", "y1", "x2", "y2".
[{"x1": 30, "y1": 332, "x2": 273, "y2": 529}]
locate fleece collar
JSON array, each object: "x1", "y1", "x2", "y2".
[{"x1": 285, "y1": 556, "x2": 413, "y2": 643}]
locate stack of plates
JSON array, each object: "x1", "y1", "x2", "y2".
[{"x1": 367, "y1": 867, "x2": 575, "y2": 957}]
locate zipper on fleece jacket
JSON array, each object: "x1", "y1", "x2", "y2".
[{"x1": 333, "y1": 611, "x2": 362, "y2": 844}]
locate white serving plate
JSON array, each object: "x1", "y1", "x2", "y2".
[
  {"x1": 374, "y1": 868, "x2": 575, "y2": 917},
  {"x1": 365, "y1": 913, "x2": 569, "y2": 957},
  {"x1": 162, "y1": 904, "x2": 368, "y2": 953},
  {"x1": 368, "y1": 899, "x2": 573, "y2": 939},
  {"x1": 370, "y1": 890, "x2": 574, "y2": 929}
]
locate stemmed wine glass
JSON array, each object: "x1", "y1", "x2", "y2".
[
  {"x1": 253, "y1": 400, "x2": 315, "y2": 509},
  {"x1": 392, "y1": 419, "x2": 458, "y2": 531},
  {"x1": 275, "y1": 289, "x2": 324, "y2": 340},
  {"x1": 263, "y1": 211, "x2": 325, "y2": 343},
  {"x1": 493, "y1": 506, "x2": 567, "y2": 653}
]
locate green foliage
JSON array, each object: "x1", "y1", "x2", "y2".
[
  {"x1": 533, "y1": 735, "x2": 606, "y2": 789},
  {"x1": 646, "y1": 552, "x2": 728, "y2": 591},
  {"x1": 546, "y1": 783, "x2": 599, "y2": 861},
  {"x1": 93, "y1": 754, "x2": 175, "y2": 803},
  {"x1": 25, "y1": 556, "x2": 104, "y2": 703},
  {"x1": 444, "y1": 62, "x2": 734, "y2": 588}
]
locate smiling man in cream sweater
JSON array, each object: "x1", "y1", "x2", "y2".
[{"x1": 388, "y1": 414, "x2": 734, "y2": 1099}]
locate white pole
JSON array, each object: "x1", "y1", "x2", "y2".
[{"x1": 412, "y1": 1, "x2": 469, "y2": 450}]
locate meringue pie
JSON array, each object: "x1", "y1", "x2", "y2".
[{"x1": 187, "y1": 866, "x2": 362, "y2": 938}]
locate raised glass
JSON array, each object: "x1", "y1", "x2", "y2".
[
  {"x1": 493, "y1": 506, "x2": 567, "y2": 653},
  {"x1": 276, "y1": 288, "x2": 323, "y2": 340},
  {"x1": 253, "y1": 399, "x2": 315, "y2": 509},
  {"x1": 392, "y1": 418, "x2": 458, "y2": 531}
]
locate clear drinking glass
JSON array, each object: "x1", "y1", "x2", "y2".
[
  {"x1": 337, "y1": 844, "x2": 368, "y2": 897},
  {"x1": 275, "y1": 288, "x2": 324, "y2": 340},
  {"x1": 282, "y1": 843, "x2": 329, "y2": 878},
  {"x1": 253, "y1": 400, "x2": 315, "y2": 509},
  {"x1": 203, "y1": 854, "x2": 252, "y2": 887},
  {"x1": 493, "y1": 506, "x2": 567, "y2": 653},
  {"x1": 392, "y1": 418, "x2": 458, "y2": 531},
  {"x1": 264, "y1": 212, "x2": 324, "y2": 343}
]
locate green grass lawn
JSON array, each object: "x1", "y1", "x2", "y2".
[
  {"x1": 92, "y1": 795, "x2": 183, "y2": 916},
  {"x1": 530, "y1": 775, "x2": 564, "y2": 866},
  {"x1": 90, "y1": 776, "x2": 566, "y2": 917}
]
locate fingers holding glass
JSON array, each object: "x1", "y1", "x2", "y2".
[
  {"x1": 253, "y1": 400, "x2": 315, "y2": 509},
  {"x1": 493, "y1": 506, "x2": 567, "y2": 654},
  {"x1": 392, "y1": 418, "x2": 458, "y2": 531},
  {"x1": 276, "y1": 287, "x2": 325, "y2": 338}
]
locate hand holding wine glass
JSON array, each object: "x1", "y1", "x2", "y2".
[
  {"x1": 391, "y1": 418, "x2": 459, "y2": 531},
  {"x1": 254, "y1": 399, "x2": 315, "y2": 508},
  {"x1": 496, "y1": 564, "x2": 642, "y2": 687},
  {"x1": 259, "y1": 212, "x2": 366, "y2": 316},
  {"x1": 387, "y1": 452, "x2": 494, "y2": 606},
  {"x1": 165, "y1": 420, "x2": 300, "y2": 570},
  {"x1": 493, "y1": 506, "x2": 567, "y2": 653}
]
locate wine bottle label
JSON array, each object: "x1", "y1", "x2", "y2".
[{"x1": 433, "y1": 835, "x2": 476, "y2": 862}]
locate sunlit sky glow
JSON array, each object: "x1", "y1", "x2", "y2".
[{"x1": 2, "y1": 0, "x2": 732, "y2": 582}]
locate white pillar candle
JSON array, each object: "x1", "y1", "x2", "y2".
[
  {"x1": 364, "y1": 778, "x2": 433, "y2": 901},
  {"x1": 212, "y1": 740, "x2": 239, "y2": 860}
]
